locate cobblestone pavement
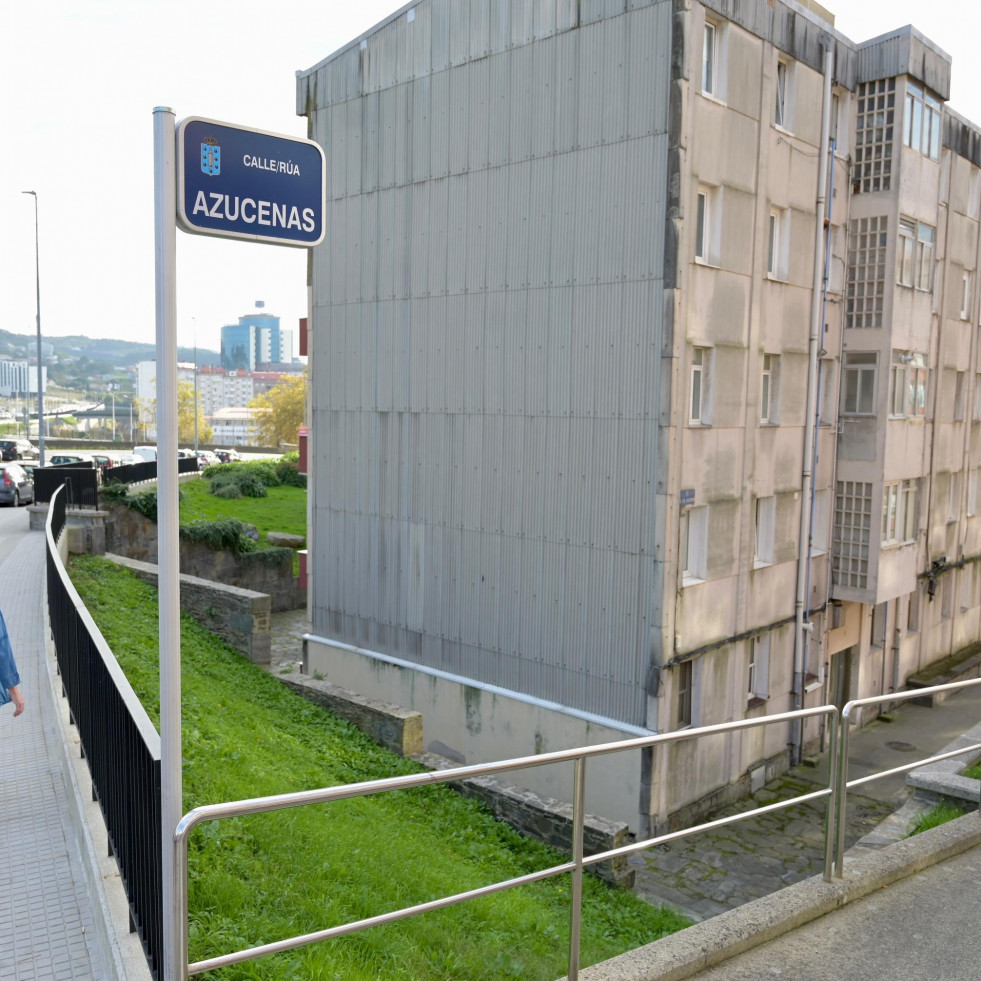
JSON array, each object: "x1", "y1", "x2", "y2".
[{"x1": 626, "y1": 773, "x2": 893, "y2": 921}]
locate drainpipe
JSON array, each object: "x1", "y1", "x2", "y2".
[{"x1": 792, "y1": 37, "x2": 834, "y2": 764}]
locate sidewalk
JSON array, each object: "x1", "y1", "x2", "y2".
[{"x1": 0, "y1": 530, "x2": 110, "y2": 981}]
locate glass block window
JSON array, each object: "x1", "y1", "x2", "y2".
[
  {"x1": 853, "y1": 78, "x2": 895, "y2": 193},
  {"x1": 846, "y1": 216, "x2": 888, "y2": 328},
  {"x1": 833, "y1": 481, "x2": 873, "y2": 590}
]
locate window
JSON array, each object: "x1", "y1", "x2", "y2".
[
  {"x1": 767, "y1": 209, "x2": 790, "y2": 280},
  {"x1": 904, "y1": 81, "x2": 941, "y2": 160},
  {"x1": 968, "y1": 468, "x2": 978, "y2": 517},
  {"x1": 955, "y1": 372, "x2": 967, "y2": 422},
  {"x1": 754, "y1": 495, "x2": 776, "y2": 567},
  {"x1": 870, "y1": 603, "x2": 887, "y2": 650},
  {"x1": 676, "y1": 660, "x2": 693, "y2": 728},
  {"x1": 853, "y1": 79, "x2": 895, "y2": 193},
  {"x1": 811, "y1": 488, "x2": 830, "y2": 555},
  {"x1": 681, "y1": 505, "x2": 709, "y2": 582},
  {"x1": 695, "y1": 185, "x2": 720, "y2": 264},
  {"x1": 690, "y1": 347, "x2": 710, "y2": 424},
  {"x1": 961, "y1": 272, "x2": 973, "y2": 321},
  {"x1": 834, "y1": 480, "x2": 873, "y2": 589},
  {"x1": 819, "y1": 359, "x2": 838, "y2": 425},
  {"x1": 702, "y1": 22, "x2": 717, "y2": 95},
  {"x1": 846, "y1": 216, "x2": 888, "y2": 328},
  {"x1": 889, "y1": 352, "x2": 927, "y2": 418},
  {"x1": 907, "y1": 589, "x2": 920, "y2": 634},
  {"x1": 748, "y1": 634, "x2": 770, "y2": 703},
  {"x1": 975, "y1": 373, "x2": 981, "y2": 422},
  {"x1": 842, "y1": 353, "x2": 877, "y2": 414},
  {"x1": 898, "y1": 218, "x2": 935, "y2": 290},
  {"x1": 775, "y1": 60, "x2": 794, "y2": 130},
  {"x1": 805, "y1": 613, "x2": 823, "y2": 684},
  {"x1": 761, "y1": 354, "x2": 780, "y2": 423},
  {"x1": 881, "y1": 479, "x2": 917, "y2": 545},
  {"x1": 949, "y1": 471, "x2": 961, "y2": 521}
]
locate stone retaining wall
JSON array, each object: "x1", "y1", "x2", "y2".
[
  {"x1": 107, "y1": 554, "x2": 271, "y2": 664},
  {"x1": 103, "y1": 502, "x2": 302, "y2": 611}
]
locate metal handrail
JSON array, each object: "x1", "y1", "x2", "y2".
[
  {"x1": 834, "y1": 677, "x2": 981, "y2": 877},
  {"x1": 173, "y1": 704, "x2": 840, "y2": 980}
]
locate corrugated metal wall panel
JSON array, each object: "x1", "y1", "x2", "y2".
[
  {"x1": 449, "y1": 63, "x2": 470, "y2": 175},
  {"x1": 430, "y1": 68, "x2": 451, "y2": 179},
  {"x1": 430, "y1": 0, "x2": 451, "y2": 73},
  {"x1": 627, "y1": 3, "x2": 669, "y2": 138},
  {"x1": 509, "y1": 43, "x2": 535, "y2": 164},
  {"x1": 307, "y1": 0, "x2": 673, "y2": 727}
]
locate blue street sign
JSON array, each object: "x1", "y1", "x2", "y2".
[{"x1": 176, "y1": 117, "x2": 325, "y2": 247}]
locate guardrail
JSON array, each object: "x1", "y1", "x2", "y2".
[
  {"x1": 173, "y1": 705, "x2": 840, "y2": 980},
  {"x1": 45, "y1": 483, "x2": 164, "y2": 976},
  {"x1": 834, "y1": 678, "x2": 981, "y2": 877},
  {"x1": 104, "y1": 456, "x2": 199, "y2": 486}
]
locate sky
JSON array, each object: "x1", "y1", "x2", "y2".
[{"x1": 2, "y1": 1, "x2": 978, "y2": 358}]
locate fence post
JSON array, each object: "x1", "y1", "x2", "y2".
[{"x1": 568, "y1": 756, "x2": 586, "y2": 981}]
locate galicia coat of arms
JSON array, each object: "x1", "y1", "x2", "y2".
[{"x1": 200, "y1": 137, "x2": 221, "y2": 176}]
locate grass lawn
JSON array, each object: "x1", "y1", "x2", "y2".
[
  {"x1": 69, "y1": 556, "x2": 689, "y2": 980},
  {"x1": 179, "y1": 474, "x2": 306, "y2": 543}
]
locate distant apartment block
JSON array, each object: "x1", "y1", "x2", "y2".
[
  {"x1": 220, "y1": 301, "x2": 294, "y2": 370},
  {"x1": 0, "y1": 358, "x2": 47, "y2": 398},
  {"x1": 298, "y1": 0, "x2": 981, "y2": 834}
]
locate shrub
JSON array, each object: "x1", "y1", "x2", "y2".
[
  {"x1": 275, "y1": 453, "x2": 306, "y2": 489},
  {"x1": 208, "y1": 466, "x2": 268, "y2": 499}
]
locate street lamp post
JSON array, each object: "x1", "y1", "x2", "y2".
[{"x1": 22, "y1": 191, "x2": 45, "y2": 467}]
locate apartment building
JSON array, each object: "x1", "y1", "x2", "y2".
[{"x1": 297, "y1": 0, "x2": 981, "y2": 833}]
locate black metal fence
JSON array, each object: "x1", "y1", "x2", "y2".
[
  {"x1": 103, "y1": 456, "x2": 199, "y2": 486},
  {"x1": 45, "y1": 484, "x2": 162, "y2": 977},
  {"x1": 33, "y1": 463, "x2": 100, "y2": 508}
]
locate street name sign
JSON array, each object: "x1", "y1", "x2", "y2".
[{"x1": 176, "y1": 116, "x2": 325, "y2": 248}]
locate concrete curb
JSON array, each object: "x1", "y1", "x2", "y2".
[{"x1": 562, "y1": 812, "x2": 981, "y2": 980}]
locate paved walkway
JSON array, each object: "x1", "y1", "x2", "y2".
[{"x1": 0, "y1": 526, "x2": 108, "y2": 981}]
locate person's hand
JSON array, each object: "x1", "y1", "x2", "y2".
[{"x1": 10, "y1": 686, "x2": 25, "y2": 717}]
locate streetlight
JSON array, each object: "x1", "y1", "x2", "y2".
[
  {"x1": 22, "y1": 191, "x2": 45, "y2": 466},
  {"x1": 192, "y1": 316, "x2": 199, "y2": 454}
]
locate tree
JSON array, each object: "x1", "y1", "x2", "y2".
[
  {"x1": 135, "y1": 381, "x2": 213, "y2": 444},
  {"x1": 177, "y1": 379, "x2": 212, "y2": 444},
  {"x1": 249, "y1": 373, "x2": 307, "y2": 447}
]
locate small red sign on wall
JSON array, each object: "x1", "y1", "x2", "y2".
[{"x1": 298, "y1": 427, "x2": 308, "y2": 475}]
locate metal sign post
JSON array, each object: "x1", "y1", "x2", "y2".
[
  {"x1": 152, "y1": 106, "x2": 182, "y2": 981},
  {"x1": 154, "y1": 109, "x2": 324, "y2": 981}
]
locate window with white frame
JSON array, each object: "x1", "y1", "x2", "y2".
[
  {"x1": 842, "y1": 352, "x2": 877, "y2": 415},
  {"x1": 968, "y1": 468, "x2": 978, "y2": 517},
  {"x1": 690, "y1": 346, "x2": 710, "y2": 424},
  {"x1": 961, "y1": 272, "x2": 973, "y2": 320},
  {"x1": 748, "y1": 634, "x2": 770, "y2": 703},
  {"x1": 754, "y1": 495, "x2": 776, "y2": 567},
  {"x1": 897, "y1": 218, "x2": 935, "y2": 290},
  {"x1": 775, "y1": 60, "x2": 795, "y2": 130},
  {"x1": 805, "y1": 613, "x2": 823, "y2": 683},
  {"x1": 676, "y1": 659, "x2": 693, "y2": 728},
  {"x1": 882, "y1": 479, "x2": 917, "y2": 545},
  {"x1": 761, "y1": 353, "x2": 780, "y2": 424},
  {"x1": 681, "y1": 505, "x2": 709, "y2": 582},
  {"x1": 767, "y1": 208, "x2": 790, "y2": 279},
  {"x1": 695, "y1": 185, "x2": 721, "y2": 264},
  {"x1": 904, "y1": 81, "x2": 942, "y2": 160},
  {"x1": 701, "y1": 21, "x2": 727, "y2": 99}
]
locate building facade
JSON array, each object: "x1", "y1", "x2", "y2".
[
  {"x1": 220, "y1": 302, "x2": 290, "y2": 370},
  {"x1": 298, "y1": 0, "x2": 981, "y2": 832}
]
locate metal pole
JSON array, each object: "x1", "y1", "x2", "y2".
[
  {"x1": 153, "y1": 105, "x2": 182, "y2": 981},
  {"x1": 567, "y1": 757, "x2": 586, "y2": 981},
  {"x1": 193, "y1": 317, "x2": 199, "y2": 454},
  {"x1": 22, "y1": 190, "x2": 45, "y2": 466}
]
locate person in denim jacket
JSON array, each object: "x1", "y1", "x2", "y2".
[{"x1": 0, "y1": 610, "x2": 24, "y2": 717}]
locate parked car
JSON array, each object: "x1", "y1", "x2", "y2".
[
  {"x1": 49, "y1": 453, "x2": 93, "y2": 466},
  {"x1": 215, "y1": 448, "x2": 241, "y2": 463},
  {"x1": 133, "y1": 445, "x2": 158, "y2": 462},
  {"x1": 196, "y1": 450, "x2": 220, "y2": 469},
  {"x1": 0, "y1": 463, "x2": 34, "y2": 507},
  {"x1": 0, "y1": 439, "x2": 38, "y2": 461}
]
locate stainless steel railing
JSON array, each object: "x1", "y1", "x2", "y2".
[
  {"x1": 173, "y1": 704, "x2": 840, "y2": 980},
  {"x1": 834, "y1": 676, "x2": 981, "y2": 877}
]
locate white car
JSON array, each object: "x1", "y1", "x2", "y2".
[{"x1": 196, "y1": 450, "x2": 220, "y2": 469}]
